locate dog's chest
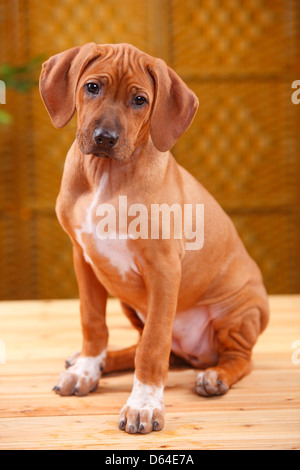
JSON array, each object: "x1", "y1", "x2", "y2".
[{"x1": 73, "y1": 175, "x2": 139, "y2": 281}]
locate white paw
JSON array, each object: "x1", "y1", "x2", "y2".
[
  {"x1": 53, "y1": 351, "x2": 106, "y2": 396},
  {"x1": 119, "y1": 375, "x2": 165, "y2": 434}
]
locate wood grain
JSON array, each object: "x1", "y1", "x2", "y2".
[{"x1": 0, "y1": 296, "x2": 299, "y2": 450}]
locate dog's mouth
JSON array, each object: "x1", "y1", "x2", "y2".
[
  {"x1": 92, "y1": 151, "x2": 111, "y2": 159},
  {"x1": 76, "y1": 136, "x2": 115, "y2": 160},
  {"x1": 76, "y1": 131, "x2": 133, "y2": 162},
  {"x1": 91, "y1": 149, "x2": 127, "y2": 161}
]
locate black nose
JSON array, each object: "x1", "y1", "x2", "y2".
[{"x1": 93, "y1": 127, "x2": 119, "y2": 148}]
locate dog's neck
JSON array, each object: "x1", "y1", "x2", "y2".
[{"x1": 76, "y1": 138, "x2": 171, "y2": 198}]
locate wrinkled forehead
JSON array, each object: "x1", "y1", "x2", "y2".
[{"x1": 79, "y1": 44, "x2": 154, "y2": 92}]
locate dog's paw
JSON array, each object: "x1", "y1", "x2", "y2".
[
  {"x1": 195, "y1": 369, "x2": 229, "y2": 397},
  {"x1": 118, "y1": 375, "x2": 165, "y2": 434},
  {"x1": 53, "y1": 351, "x2": 106, "y2": 396},
  {"x1": 65, "y1": 351, "x2": 81, "y2": 369}
]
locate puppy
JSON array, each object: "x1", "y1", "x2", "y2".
[{"x1": 40, "y1": 43, "x2": 269, "y2": 434}]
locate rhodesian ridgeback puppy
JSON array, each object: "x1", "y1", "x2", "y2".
[{"x1": 40, "y1": 42, "x2": 269, "y2": 434}]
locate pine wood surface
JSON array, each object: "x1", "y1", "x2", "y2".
[{"x1": 0, "y1": 295, "x2": 299, "y2": 450}]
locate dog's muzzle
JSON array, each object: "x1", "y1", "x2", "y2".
[{"x1": 93, "y1": 127, "x2": 119, "y2": 150}]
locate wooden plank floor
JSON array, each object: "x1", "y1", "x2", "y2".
[{"x1": 0, "y1": 295, "x2": 299, "y2": 450}]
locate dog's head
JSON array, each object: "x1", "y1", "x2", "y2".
[{"x1": 40, "y1": 43, "x2": 198, "y2": 160}]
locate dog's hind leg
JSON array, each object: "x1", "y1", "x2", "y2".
[
  {"x1": 103, "y1": 302, "x2": 143, "y2": 374},
  {"x1": 104, "y1": 345, "x2": 137, "y2": 374},
  {"x1": 195, "y1": 306, "x2": 267, "y2": 396}
]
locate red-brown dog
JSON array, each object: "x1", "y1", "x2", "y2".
[{"x1": 40, "y1": 43, "x2": 269, "y2": 434}]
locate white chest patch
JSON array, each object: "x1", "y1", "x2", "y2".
[
  {"x1": 75, "y1": 173, "x2": 105, "y2": 266},
  {"x1": 94, "y1": 237, "x2": 139, "y2": 278},
  {"x1": 75, "y1": 172, "x2": 139, "y2": 278}
]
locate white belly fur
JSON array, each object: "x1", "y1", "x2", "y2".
[
  {"x1": 172, "y1": 306, "x2": 218, "y2": 366},
  {"x1": 138, "y1": 305, "x2": 219, "y2": 367}
]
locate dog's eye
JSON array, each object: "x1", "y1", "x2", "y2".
[
  {"x1": 132, "y1": 96, "x2": 147, "y2": 107},
  {"x1": 85, "y1": 83, "x2": 100, "y2": 95}
]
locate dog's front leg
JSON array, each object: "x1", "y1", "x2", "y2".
[
  {"x1": 53, "y1": 244, "x2": 108, "y2": 396},
  {"x1": 119, "y1": 255, "x2": 181, "y2": 434}
]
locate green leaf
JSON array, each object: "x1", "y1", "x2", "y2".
[
  {"x1": 0, "y1": 110, "x2": 13, "y2": 125},
  {"x1": 0, "y1": 56, "x2": 44, "y2": 93}
]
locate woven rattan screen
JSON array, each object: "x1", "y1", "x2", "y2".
[{"x1": 0, "y1": 0, "x2": 299, "y2": 299}]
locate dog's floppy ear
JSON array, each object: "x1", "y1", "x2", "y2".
[
  {"x1": 148, "y1": 60, "x2": 198, "y2": 152},
  {"x1": 39, "y1": 42, "x2": 100, "y2": 128}
]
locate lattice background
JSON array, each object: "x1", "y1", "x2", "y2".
[{"x1": 0, "y1": 0, "x2": 299, "y2": 298}]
